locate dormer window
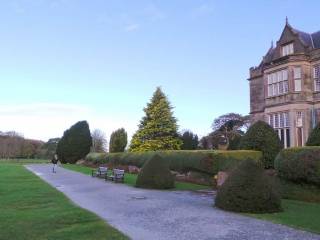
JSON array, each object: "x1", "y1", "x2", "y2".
[{"x1": 282, "y1": 43, "x2": 294, "y2": 56}]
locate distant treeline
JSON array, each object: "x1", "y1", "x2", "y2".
[
  {"x1": 0, "y1": 131, "x2": 44, "y2": 159},
  {"x1": 0, "y1": 131, "x2": 60, "y2": 159}
]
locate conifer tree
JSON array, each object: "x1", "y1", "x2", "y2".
[
  {"x1": 129, "y1": 87, "x2": 182, "y2": 152},
  {"x1": 109, "y1": 128, "x2": 127, "y2": 152}
]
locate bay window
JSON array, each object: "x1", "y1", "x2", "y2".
[
  {"x1": 267, "y1": 69, "x2": 288, "y2": 97},
  {"x1": 268, "y1": 112, "x2": 290, "y2": 148}
]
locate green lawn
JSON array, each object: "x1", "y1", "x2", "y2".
[
  {"x1": 62, "y1": 164, "x2": 210, "y2": 191},
  {"x1": 248, "y1": 199, "x2": 320, "y2": 234},
  {"x1": 0, "y1": 158, "x2": 50, "y2": 164},
  {"x1": 0, "y1": 163, "x2": 128, "y2": 240}
]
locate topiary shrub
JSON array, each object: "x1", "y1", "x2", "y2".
[
  {"x1": 215, "y1": 159, "x2": 282, "y2": 213},
  {"x1": 306, "y1": 123, "x2": 320, "y2": 146},
  {"x1": 274, "y1": 147, "x2": 320, "y2": 186},
  {"x1": 136, "y1": 154, "x2": 175, "y2": 189},
  {"x1": 240, "y1": 120, "x2": 282, "y2": 169}
]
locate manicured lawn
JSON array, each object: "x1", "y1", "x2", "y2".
[
  {"x1": 0, "y1": 158, "x2": 50, "y2": 164},
  {"x1": 248, "y1": 199, "x2": 320, "y2": 234},
  {"x1": 0, "y1": 163, "x2": 128, "y2": 240},
  {"x1": 62, "y1": 164, "x2": 210, "y2": 191}
]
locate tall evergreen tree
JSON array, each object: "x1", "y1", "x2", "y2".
[
  {"x1": 129, "y1": 87, "x2": 182, "y2": 152},
  {"x1": 109, "y1": 128, "x2": 128, "y2": 152},
  {"x1": 56, "y1": 121, "x2": 92, "y2": 163},
  {"x1": 181, "y1": 131, "x2": 199, "y2": 150}
]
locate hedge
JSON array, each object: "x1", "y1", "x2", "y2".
[
  {"x1": 85, "y1": 150, "x2": 262, "y2": 175},
  {"x1": 274, "y1": 147, "x2": 320, "y2": 186},
  {"x1": 85, "y1": 152, "x2": 107, "y2": 162}
]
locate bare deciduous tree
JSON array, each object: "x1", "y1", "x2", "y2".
[{"x1": 91, "y1": 129, "x2": 107, "y2": 153}]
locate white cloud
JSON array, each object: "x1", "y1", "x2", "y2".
[
  {"x1": 124, "y1": 23, "x2": 140, "y2": 32},
  {"x1": 0, "y1": 102, "x2": 138, "y2": 142}
]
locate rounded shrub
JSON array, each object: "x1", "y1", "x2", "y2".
[
  {"x1": 306, "y1": 123, "x2": 320, "y2": 146},
  {"x1": 274, "y1": 147, "x2": 320, "y2": 186},
  {"x1": 136, "y1": 154, "x2": 175, "y2": 189},
  {"x1": 215, "y1": 159, "x2": 282, "y2": 213},
  {"x1": 240, "y1": 120, "x2": 282, "y2": 168}
]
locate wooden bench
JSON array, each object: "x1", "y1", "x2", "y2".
[
  {"x1": 92, "y1": 167, "x2": 108, "y2": 178},
  {"x1": 106, "y1": 169, "x2": 125, "y2": 183}
]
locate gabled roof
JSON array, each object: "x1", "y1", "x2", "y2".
[
  {"x1": 260, "y1": 21, "x2": 320, "y2": 66},
  {"x1": 287, "y1": 22, "x2": 320, "y2": 49}
]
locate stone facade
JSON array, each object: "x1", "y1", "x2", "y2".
[{"x1": 249, "y1": 21, "x2": 320, "y2": 147}]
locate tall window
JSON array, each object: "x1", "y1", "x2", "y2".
[
  {"x1": 267, "y1": 69, "x2": 288, "y2": 97},
  {"x1": 293, "y1": 67, "x2": 302, "y2": 92},
  {"x1": 296, "y1": 111, "x2": 303, "y2": 146},
  {"x1": 282, "y1": 43, "x2": 294, "y2": 56},
  {"x1": 314, "y1": 65, "x2": 320, "y2": 91},
  {"x1": 268, "y1": 112, "x2": 290, "y2": 148}
]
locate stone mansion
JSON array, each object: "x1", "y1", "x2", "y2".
[{"x1": 249, "y1": 20, "x2": 320, "y2": 148}]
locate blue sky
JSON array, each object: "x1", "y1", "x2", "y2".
[{"x1": 0, "y1": 0, "x2": 319, "y2": 141}]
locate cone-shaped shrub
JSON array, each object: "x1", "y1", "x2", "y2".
[
  {"x1": 240, "y1": 120, "x2": 282, "y2": 168},
  {"x1": 215, "y1": 159, "x2": 282, "y2": 213},
  {"x1": 306, "y1": 123, "x2": 320, "y2": 146},
  {"x1": 136, "y1": 154, "x2": 175, "y2": 189},
  {"x1": 56, "y1": 121, "x2": 92, "y2": 164}
]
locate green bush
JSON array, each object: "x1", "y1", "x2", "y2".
[
  {"x1": 215, "y1": 159, "x2": 282, "y2": 213},
  {"x1": 85, "y1": 150, "x2": 262, "y2": 175},
  {"x1": 306, "y1": 123, "x2": 320, "y2": 146},
  {"x1": 240, "y1": 120, "x2": 282, "y2": 169},
  {"x1": 274, "y1": 147, "x2": 320, "y2": 186},
  {"x1": 136, "y1": 154, "x2": 175, "y2": 189}
]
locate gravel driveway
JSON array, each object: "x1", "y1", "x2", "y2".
[{"x1": 26, "y1": 164, "x2": 320, "y2": 240}]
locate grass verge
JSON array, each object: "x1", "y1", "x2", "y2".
[
  {"x1": 62, "y1": 164, "x2": 210, "y2": 191},
  {"x1": 248, "y1": 199, "x2": 320, "y2": 234},
  {"x1": 0, "y1": 163, "x2": 128, "y2": 240}
]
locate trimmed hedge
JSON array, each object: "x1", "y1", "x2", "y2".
[
  {"x1": 215, "y1": 159, "x2": 282, "y2": 213},
  {"x1": 85, "y1": 150, "x2": 262, "y2": 175},
  {"x1": 85, "y1": 152, "x2": 107, "y2": 163},
  {"x1": 274, "y1": 147, "x2": 320, "y2": 186}
]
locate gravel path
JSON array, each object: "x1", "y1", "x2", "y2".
[{"x1": 26, "y1": 164, "x2": 320, "y2": 240}]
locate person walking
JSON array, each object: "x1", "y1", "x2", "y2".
[{"x1": 52, "y1": 154, "x2": 58, "y2": 173}]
